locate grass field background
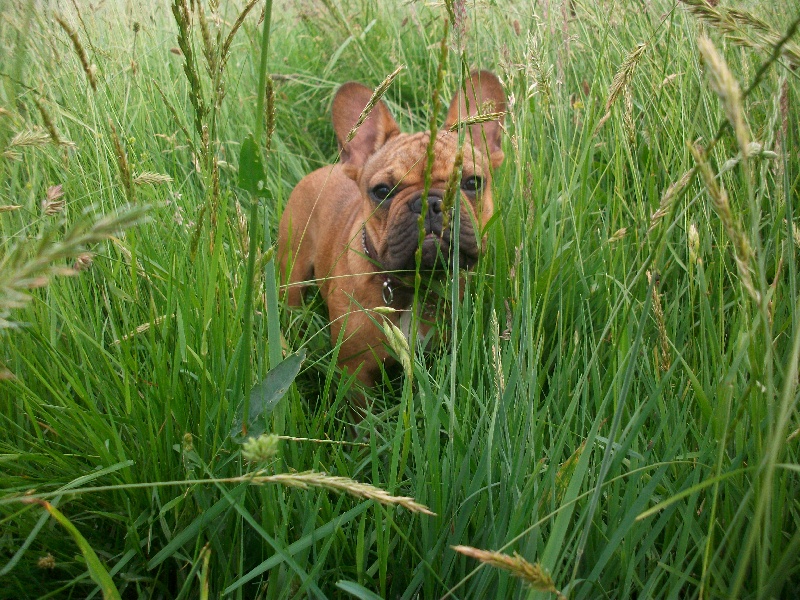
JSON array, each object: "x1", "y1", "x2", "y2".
[{"x1": 1, "y1": 0, "x2": 799, "y2": 597}]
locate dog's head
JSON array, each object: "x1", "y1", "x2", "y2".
[{"x1": 332, "y1": 71, "x2": 506, "y2": 273}]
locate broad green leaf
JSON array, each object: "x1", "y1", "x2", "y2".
[{"x1": 231, "y1": 349, "x2": 305, "y2": 440}]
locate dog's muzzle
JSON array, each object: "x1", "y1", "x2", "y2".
[
  {"x1": 383, "y1": 191, "x2": 480, "y2": 272},
  {"x1": 409, "y1": 192, "x2": 445, "y2": 237}
]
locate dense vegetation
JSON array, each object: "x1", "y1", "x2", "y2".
[{"x1": 1, "y1": 0, "x2": 798, "y2": 597}]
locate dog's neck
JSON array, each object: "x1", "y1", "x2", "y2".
[{"x1": 361, "y1": 225, "x2": 411, "y2": 307}]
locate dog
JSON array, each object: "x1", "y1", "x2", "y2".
[{"x1": 278, "y1": 70, "x2": 506, "y2": 410}]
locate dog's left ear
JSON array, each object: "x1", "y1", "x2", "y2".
[
  {"x1": 444, "y1": 70, "x2": 506, "y2": 169},
  {"x1": 332, "y1": 82, "x2": 400, "y2": 177}
]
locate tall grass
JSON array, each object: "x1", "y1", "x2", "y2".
[{"x1": 1, "y1": 0, "x2": 799, "y2": 598}]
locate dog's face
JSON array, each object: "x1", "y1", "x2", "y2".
[{"x1": 332, "y1": 71, "x2": 506, "y2": 273}]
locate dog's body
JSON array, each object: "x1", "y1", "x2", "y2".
[{"x1": 278, "y1": 71, "x2": 506, "y2": 406}]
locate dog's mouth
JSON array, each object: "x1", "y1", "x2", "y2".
[{"x1": 383, "y1": 214, "x2": 480, "y2": 273}]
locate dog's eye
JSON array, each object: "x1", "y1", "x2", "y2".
[
  {"x1": 371, "y1": 184, "x2": 395, "y2": 203},
  {"x1": 461, "y1": 176, "x2": 484, "y2": 193}
]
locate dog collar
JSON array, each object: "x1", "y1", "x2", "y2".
[{"x1": 361, "y1": 225, "x2": 399, "y2": 306}]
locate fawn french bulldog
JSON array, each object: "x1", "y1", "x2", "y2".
[{"x1": 278, "y1": 70, "x2": 505, "y2": 409}]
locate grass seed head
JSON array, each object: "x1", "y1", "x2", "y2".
[
  {"x1": 649, "y1": 167, "x2": 696, "y2": 232},
  {"x1": 383, "y1": 319, "x2": 412, "y2": 377},
  {"x1": 54, "y1": 15, "x2": 96, "y2": 91},
  {"x1": 689, "y1": 223, "x2": 701, "y2": 265},
  {"x1": 261, "y1": 472, "x2": 435, "y2": 515},
  {"x1": 171, "y1": 0, "x2": 208, "y2": 140},
  {"x1": 647, "y1": 271, "x2": 671, "y2": 372},
  {"x1": 221, "y1": 0, "x2": 260, "y2": 70},
  {"x1": 447, "y1": 111, "x2": 506, "y2": 132},
  {"x1": 697, "y1": 36, "x2": 749, "y2": 158},
  {"x1": 441, "y1": 146, "x2": 464, "y2": 229},
  {"x1": 73, "y1": 252, "x2": 93, "y2": 271},
  {"x1": 689, "y1": 142, "x2": 760, "y2": 303},
  {"x1": 605, "y1": 42, "x2": 646, "y2": 113},
  {"x1": 452, "y1": 546, "x2": 565, "y2": 598},
  {"x1": 196, "y1": 1, "x2": 217, "y2": 75},
  {"x1": 42, "y1": 185, "x2": 66, "y2": 216},
  {"x1": 623, "y1": 85, "x2": 635, "y2": 144},
  {"x1": 8, "y1": 128, "x2": 51, "y2": 149},
  {"x1": 108, "y1": 120, "x2": 133, "y2": 202},
  {"x1": 608, "y1": 227, "x2": 627, "y2": 244},
  {"x1": 790, "y1": 221, "x2": 800, "y2": 249},
  {"x1": 33, "y1": 97, "x2": 61, "y2": 146},
  {"x1": 133, "y1": 172, "x2": 173, "y2": 186},
  {"x1": 346, "y1": 65, "x2": 405, "y2": 143},
  {"x1": 680, "y1": 0, "x2": 800, "y2": 70}
]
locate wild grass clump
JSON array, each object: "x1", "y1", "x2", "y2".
[{"x1": 1, "y1": 0, "x2": 799, "y2": 598}]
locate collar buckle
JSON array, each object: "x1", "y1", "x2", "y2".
[{"x1": 382, "y1": 280, "x2": 394, "y2": 305}]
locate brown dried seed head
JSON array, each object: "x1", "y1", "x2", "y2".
[
  {"x1": 73, "y1": 253, "x2": 93, "y2": 271},
  {"x1": 54, "y1": 15, "x2": 96, "y2": 91},
  {"x1": 42, "y1": 184, "x2": 66, "y2": 215}
]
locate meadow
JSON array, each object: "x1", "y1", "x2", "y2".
[{"x1": 1, "y1": 0, "x2": 799, "y2": 597}]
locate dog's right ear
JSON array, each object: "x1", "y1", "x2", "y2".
[{"x1": 332, "y1": 82, "x2": 400, "y2": 177}]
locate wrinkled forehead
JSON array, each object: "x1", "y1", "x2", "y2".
[{"x1": 362, "y1": 131, "x2": 489, "y2": 184}]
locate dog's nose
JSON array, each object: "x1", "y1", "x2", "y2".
[{"x1": 410, "y1": 194, "x2": 443, "y2": 215}]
